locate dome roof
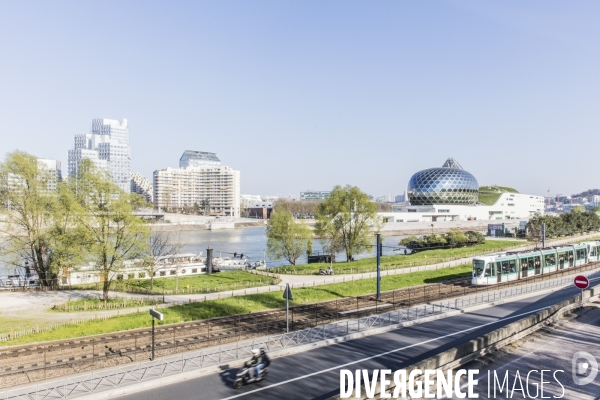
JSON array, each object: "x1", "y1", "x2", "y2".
[{"x1": 407, "y1": 158, "x2": 479, "y2": 206}]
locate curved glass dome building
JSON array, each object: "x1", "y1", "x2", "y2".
[{"x1": 407, "y1": 158, "x2": 479, "y2": 205}]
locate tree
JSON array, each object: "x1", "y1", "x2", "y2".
[
  {"x1": 0, "y1": 151, "x2": 64, "y2": 288},
  {"x1": 314, "y1": 185, "x2": 381, "y2": 262},
  {"x1": 266, "y1": 207, "x2": 312, "y2": 265},
  {"x1": 70, "y1": 159, "x2": 150, "y2": 301},
  {"x1": 142, "y1": 230, "x2": 184, "y2": 290}
]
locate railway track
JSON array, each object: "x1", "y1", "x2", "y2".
[{"x1": 1, "y1": 262, "x2": 598, "y2": 388}]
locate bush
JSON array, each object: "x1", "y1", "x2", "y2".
[{"x1": 400, "y1": 230, "x2": 484, "y2": 252}]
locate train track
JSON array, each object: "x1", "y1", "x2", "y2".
[{"x1": 1, "y1": 262, "x2": 598, "y2": 388}]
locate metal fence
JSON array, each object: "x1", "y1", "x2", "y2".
[{"x1": 2, "y1": 268, "x2": 598, "y2": 400}]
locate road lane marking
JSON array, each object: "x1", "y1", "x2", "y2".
[{"x1": 221, "y1": 304, "x2": 556, "y2": 399}]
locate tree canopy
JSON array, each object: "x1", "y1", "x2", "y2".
[
  {"x1": 314, "y1": 185, "x2": 381, "y2": 262},
  {"x1": 266, "y1": 207, "x2": 312, "y2": 265}
]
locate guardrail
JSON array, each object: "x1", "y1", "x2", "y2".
[{"x1": 2, "y1": 267, "x2": 599, "y2": 400}]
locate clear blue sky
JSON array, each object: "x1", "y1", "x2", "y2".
[{"x1": 1, "y1": 1, "x2": 599, "y2": 198}]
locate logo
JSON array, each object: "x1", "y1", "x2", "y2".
[{"x1": 572, "y1": 351, "x2": 598, "y2": 386}]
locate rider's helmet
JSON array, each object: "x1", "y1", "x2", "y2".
[
  {"x1": 251, "y1": 348, "x2": 260, "y2": 356},
  {"x1": 259, "y1": 347, "x2": 266, "y2": 354}
]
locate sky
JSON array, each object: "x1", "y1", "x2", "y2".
[{"x1": 1, "y1": 1, "x2": 599, "y2": 199}]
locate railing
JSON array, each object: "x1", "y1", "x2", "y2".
[{"x1": 2, "y1": 267, "x2": 599, "y2": 400}]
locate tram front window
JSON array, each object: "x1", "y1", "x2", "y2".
[{"x1": 473, "y1": 260, "x2": 485, "y2": 277}]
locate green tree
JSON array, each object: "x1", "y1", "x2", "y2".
[
  {"x1": 70, "y1": 159, "x2": 150, "y2": 301},
  {"x1": 266, "y1": 207, "x2": 312, "y2": 265},
  {"x1": 314, "y1": 185, "x2": 381, "y2": 262},
  {"x1": 0, "y1": 151, "x2": 67, "y2": 288}
]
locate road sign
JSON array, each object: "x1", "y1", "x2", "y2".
[
  {"x1": 283, "y1": 283, "x2": 294, "y2": 300},
  {"x1": 150, "y1": 308, "x2": 164, "y2": 321},
  {"x1": 574, "y1": 275, "x2": 589, "y2": 290}
]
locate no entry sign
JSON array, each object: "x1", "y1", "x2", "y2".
[{"x1": 574, "y1": 275, "x2": 589, "y2": 290}]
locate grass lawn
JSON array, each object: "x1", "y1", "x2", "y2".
[
  {"x1": 70, "y1": 270, "x2": 278, "y2": 295},
  {"x1": 2, "y1": 264, "x2": 471, "y2": 345},
  {"x1": 272, "y1": 240, "x2": 524, "y2": 275},
  {"x1": 0, "y1": 317, "x2": 39, "y2": 334}
]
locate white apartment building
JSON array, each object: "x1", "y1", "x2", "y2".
[
  {"x1": 67, "y1": 119, "x2": 131, "y2": 192},
  {"x1": 37, "y1": 158, "x2": 62, "y2": 191},
  {"x1": 154, "y1": 165, "x2": 240, "y2": 217},
  {"x1": 130, "y1": 173, "x2": 153, "y2": 203}
]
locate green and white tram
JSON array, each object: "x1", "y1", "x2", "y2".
[{"x1": 471, "y1": 241, "x2": 600, "y2": 285}]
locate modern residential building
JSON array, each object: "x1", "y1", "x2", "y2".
[
  {"x1": 179, "y1": 150, "x2": 221, "y2": 168},
  {"x1": 153, "y1": 164, "x2": 240, "y2": 217},
  {"x1": 67, "y1": 118, "x2": 131, "y2": 192},
  {"x1": 381, "y1": 158, "x2": 544, "y2": 222},
  {"x1": 130, "y1": 173, "x2": 153, "y2": 203},
  {"x1": 300, "y1": 191, "x2": 331, "y2": 201},
  {"x1": 37, "y1": 158, "x2": 62, "y2": 191}
]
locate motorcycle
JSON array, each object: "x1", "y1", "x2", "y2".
[
  {"x1": 319, "y1": 268, "x2": 334, "y2": 275},
  {"x1": 233, "y1": 366, "x2": 269, "y2": 389}
]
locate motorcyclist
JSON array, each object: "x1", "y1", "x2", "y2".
[
  {"x1": 245, "y1": 348, "x2": 262, "y2": 382},
  {"x1": 256, "y1": 347, "x2": 270, "y2": 379}
]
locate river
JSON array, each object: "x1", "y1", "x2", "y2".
[
  {"x1": 178, "y1": 227, "x2": 409, "y2": 268},
  {"x1": 0, "y1": 228, "x2": 409, "y2": 275}
]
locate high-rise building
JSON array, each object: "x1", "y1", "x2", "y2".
[
  {"x1": 130, "y1": 173, "x2": 153, "y2": 203},
  {"x1": 67, "y1": 118, "x2": 131, "y2": 192},
  {"x1": 179, "y1": 150, "x2": 221, "y2": 168},
  {"x1": 154, "y1": 163, "x2": 240, "y2": 217}
]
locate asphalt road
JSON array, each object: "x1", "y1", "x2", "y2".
[{"x1": 119, "y1": 285, "x2": 586, "y2": 400}]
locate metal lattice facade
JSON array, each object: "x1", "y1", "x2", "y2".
[{"x1": 407, "y1": 158, "x2": 479, "y2": 206}]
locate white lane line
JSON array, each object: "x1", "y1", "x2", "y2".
[{"x1": 221, "y1": 304, "x2": 554, "y2": 400}]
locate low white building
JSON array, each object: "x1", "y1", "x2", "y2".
[{"x1": 382, "y1": 192, "x2": 544, "y2": 222}]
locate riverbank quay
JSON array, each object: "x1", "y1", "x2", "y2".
[{"x1": 0, "y1": 232, "x2": 596, "y2": 344}]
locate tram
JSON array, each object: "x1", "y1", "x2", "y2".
[{"x1": 471, "y1": 241, "x2": 600, "y2": 285}]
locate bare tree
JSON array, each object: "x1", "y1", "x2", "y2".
[{"x1": 142, "y1": 229, "x2": 184, "y2": 290}]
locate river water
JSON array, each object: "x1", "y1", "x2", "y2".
[
  {"x1": 178, "y1": 228, "x2": 408, "y2": 268},
  {"x1": 0, "y1": 228, "x2": 409, "y2": 275}
]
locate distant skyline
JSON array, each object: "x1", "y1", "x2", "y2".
[{"x1": 1, "y1": 1, "x2": 599, "y2": 198}]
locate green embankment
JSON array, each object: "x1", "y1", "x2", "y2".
[
  {"x1": 273, "y1": 240, "x2": 524, "y2": 275},
  {"x1": 2, "y1": 264, "x2": 471, "y2": 345},
  {"x1": 478, "y1": 185, "x2": 519, "y2": 206}
]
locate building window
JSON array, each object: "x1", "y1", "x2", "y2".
[
  {"x1": 192, "y1": 268, "x2": 198, "y2": 273},
  {"x1": 170, "y1": 270, "x2": 176, "y2": 275},
  {"x1": 160, "y1": 271, "x2": 166, "y2": 276},
  {"x1": 138, "y1": 272, "x2": 146, "y2": 278},
  {"x1": 127, "y1": 273, "x2": 135, "y2": 280}
]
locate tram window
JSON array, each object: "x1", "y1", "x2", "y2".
[
  {"x1": 508, "y1": 260, "x2": 516, "y2": 273},
  {"x1": 590, "y1": 247, "x2": 597, "y2": 257},
  {"x1": 576, "y1": 249, "x2": 586, "y2": 260},
  {"x1": 544, "y1": 255, "x2": 556, "y2": 266},
  {"x1": 558, "y1": 253, "x2": 566, "y2": 263},
  {"x1": 473, "y1": 260, "x2": 485, "y2": 276},
  {"x1": 533, "y1": 256, "x2": 541, "y2": 268},
  {"x1": 485, "y1": 263, "x2": 495, "y2": 276}
]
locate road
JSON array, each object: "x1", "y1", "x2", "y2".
[{"x1": 117, "y1": 284, "x2": 587, "y2": 400}]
